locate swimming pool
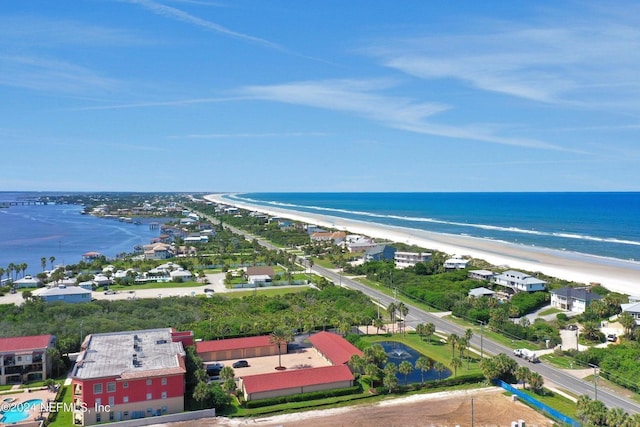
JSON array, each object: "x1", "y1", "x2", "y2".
[{"x1": 0, "y1": 398, "x2": 43, "y2": 423}]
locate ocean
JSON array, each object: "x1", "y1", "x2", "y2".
[
  {"x1": 228, "y1": 192, "x2": 640, "y2": 262},
  {"x1": 0, "y1": 192, "x2": 164, "y2": 275}
]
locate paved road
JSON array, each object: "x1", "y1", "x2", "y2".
[{"x1": 313, "y1": 263, "x2": 640, "y2": 414}]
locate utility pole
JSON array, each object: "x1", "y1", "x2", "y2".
[
  {"x1": 471, "y1": 397, "x2": 475, "y2": 427},
  {"x1": 589, "y1": 363, "x2": 599, "y2": 400},
  {"x1": 478, "y1": 320, "x2": 484, "y2": 359}
]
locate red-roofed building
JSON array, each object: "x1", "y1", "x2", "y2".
[
  {"x1": 309, "y1": 331, "x2": 363, "y2": 365},
  {"x1": 196, "y1": 335, "x2": 286, "y2": 362},
  {"x1": 0, "y1": 334, "x2": 56, "y2": 385},
  {"x1": 71, "y1": 328, "x2": 188, "y2": 425},
  {"x1": 240, "y1": 365, "x2": 354, "y2": 401}
]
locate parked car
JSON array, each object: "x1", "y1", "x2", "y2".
[
  {"x1": 607, "y1": 334, "x2": 617, "y2": 342},
  {"x1": 232, "y1": 360, "x2": 249, "y2": 368},
  {"x1": 104, "y1": 290, "x2": 117, "y2": 295},
  {"x1": 566, "y1": 324, "x2": 578, "y2": 331},
  {"x1": 204, "y1": 288, "x2": 215, "y2": 293}
]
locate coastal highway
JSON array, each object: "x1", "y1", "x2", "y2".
[
  {"x1": 196, "y1": 208, "x2": 640, "y2": 413},
  {"x1": 314, "y1": 263, "x2": 640, "y2": 415}
]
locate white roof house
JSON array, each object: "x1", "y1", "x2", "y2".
[
  {"x1": 169, "y1": 269, "x2": 192, "y2": 281},
  {"x1": 14, "y1": 275, "x2": 42, "y2": 288},
  {"x1": 493, "y1": 270, "x2": 546, "y2": 293},
  {"x1": 621, "y1": 302, "x2": 640, "y2": 325},
  {"x1": 444, "y1": 257, "x2": 469, "y2": 270},
  {"x1": 394, "y1": 252, "x2": 432, "y2": 269},
  {"x1": 468, "y1": 287, "x2": 496, "y2": 298}
]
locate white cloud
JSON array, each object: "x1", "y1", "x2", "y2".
[
  {"x1": 239, "y1": 79, "x2": 568, "y2": 150},
  {"x1": 124, "y1": 0, "x2": 286, "y2": 51},
  {"x1": 366, "y1": 12, "x2": 640, "y2": 113}
]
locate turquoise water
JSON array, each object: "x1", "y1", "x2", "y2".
[{"x1": 0, "y1": 398, "x2": 43, "y2": 423}]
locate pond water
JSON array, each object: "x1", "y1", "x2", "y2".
[{"x1": 379, "y1": 341, "x2": 451, "y2": 384}]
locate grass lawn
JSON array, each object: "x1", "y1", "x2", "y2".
[
  {"x1": 105, "y1": 281, "x2": 205, "y2": 291},
  {"x1": 48, "y1": 385, "x2": 73, "y2": 426},
  {"x1": 359, "y1": 332, "x2": 483, "y2": 375},
  {"x1": 516, "y1": 387, "x2": 578, "y2": 418},
  {"x1": 538, "y1": 307, "x2": 562, "y2": 317},
  {"x1": 223, "y1": 287, "x2": 309, "y2": 299}
]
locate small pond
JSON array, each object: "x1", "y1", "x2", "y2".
[{"x1": 379, "y1": 341, "x2": 451, "y2": 384}]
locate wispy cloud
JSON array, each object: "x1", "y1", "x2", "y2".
[
  {"x1": 66, "y1": 96, "x2": 247, "y2": 111},
  {"x1": 124, "y1": 0, "x2": 286, "y2": 51},
  {"x1": 239, "y1": 79, "x2": 569, "y2": 150},
  {"x1": 0, "y1": 54, "x2": 119, "y2": 94},
  {"x1": 175, "y1": 131, "x2": 328, "y2": 139},
  {"x1": 365, "y1": 8, "x2": 640, "y2": 113}
]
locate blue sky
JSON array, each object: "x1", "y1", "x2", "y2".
[{"x1": 2, "y1": 0, "x2": 639, "y2": 192}]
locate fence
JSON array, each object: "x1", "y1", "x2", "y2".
[{"x1": 493, "y1": 379, "x2": 581, "y2": 427}]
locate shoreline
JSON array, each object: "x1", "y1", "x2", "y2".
[{"x1": 205, "y1": 194, "x2": 640, "y2": 296}]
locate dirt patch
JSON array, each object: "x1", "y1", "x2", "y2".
[{"x1": 150, "y1": 387, "x2": 555, "y2": 427}]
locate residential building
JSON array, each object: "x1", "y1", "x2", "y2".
[
  {"x1": 394, "y1": 251, "x2": 432, "y2": 269},
  {"x1": 343, "y1": 235, "x2": 377, "y2": 253},
  {"x1": 0, "y1": 334, "x2": 56, "y2": 385},
  {"x1": 240, "y1": 365, "x2": 354, "y2": 402},
  {"x1": 13, "y1": 275, "x2": 41, "y2": 288},
  {"x1": 621, "y1": 302, "x2": 640, "y2": 325},
  {"x1": 143, "y1": 243, "x2": 172, "y2": 260},
  {"x1": 468, "y1": 270, "x2": 495, "y2": 281},
  {"x1": 468, "y1": 287, "x2": 495, "y2": 298},
  {"x1": 71, "y1": 328, "x2": 191, "y2": 425},
  {"x1": 443, "y1": 257, "x2": 469, "y2": 271},
  {"x1": 196, "y1": 335, "x2": 286, "y2": 362},
  {"x1": 310, "y1": 231, "x2": 347, "y2": 245},
  {"x1": 363, "y1": 245, "x2": 397, "y2": 262},
  {"x1": 550, "y1": 287, "x2": 602, "y2": 313},
  {"x1": 246, "y1": 266, "x2": 275, "y2": 285},
  {"x1": 493, "y1": 270, "x2": 547, "y2": 293},
  {"x1": 169, "y1": 269, "x2": 192, "y2": 282},
  {"x1": 39, "y1": 285, "x2": 92, "y2": 304}
]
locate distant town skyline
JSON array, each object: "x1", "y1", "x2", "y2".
[{"x1": 2, "y1": 1, "x2": 639, "y2": 192}]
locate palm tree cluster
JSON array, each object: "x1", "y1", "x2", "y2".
[
  {"x1": 576, "y1": 395, "x2": 640, "y2": 426},
  {"x1": 386, "y1": 302, "x2": 409, "y2": 334}
]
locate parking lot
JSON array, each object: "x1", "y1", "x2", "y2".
[{"x1": 205, "y1": 344, "x2": 333, "y2": 379}]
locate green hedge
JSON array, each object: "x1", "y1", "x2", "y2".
[{"x1": 243, "y1": 384, "x2": 362, "y2": 409}]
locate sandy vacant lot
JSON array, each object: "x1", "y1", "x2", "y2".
[{"x1": 151, "y1": 387, "x2": 555, "y2": 427}]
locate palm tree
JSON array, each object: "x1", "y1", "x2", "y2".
[
  {"x1": 449, "y1": 333, "x2": 459, "y2": 358},
  {"x1": 49, "y1": 256, "x2": 56, "y2": 270},
  {"x1": 397, "y1": 302, "x2": 409, "y2": 335},
  {"x1": 386, "y1": 302, "x2": 396, "y2": 333},
  {"x1": 424, "y1": 322, "x2": 436, "y2": 344},
  {"x1": 219, "y1": 366, "x2": 236, "y2": 393},
  {"x1": 0, "y1": 268, "x2": 4, "y2": 286},
  {"x1": 373, "y1": 317, "x2": 384, "y2": 334},
  {"x1": 464, "y1": 328, "x2": 473, "y2": 367},
  {"x1": 415, "y1": 356, "x2": 432, "y2": 384},
  {"x1": 515, "y1": 365, "x2": 531, "y2": 389},
  {"x1": 450, "y1": 357, "x2": 462, "y2": 377},
  {"x1": 399, "y1": 360, "x2": 413, "y2": 385},
  {"x1": 433, "y1": 361, "x2": 447, "y2": 381},
  {"x1": 383, "y1": 371, "x2": 399, "y2": 394},
  {"x1": 41, "y1": 257, "x2": 47, "y2": 271},
  {"x1": 20, "y1": 263, "x2": 27, "y2": 278},
  {"x1": 619, "y1": 311, "x2": 636, "y2": 337},
  {"x1": 364, "y1": 363, "x2": 381, "y2": 388},
  {"x1": 528, "y1": 372, "x2": 544, "y2": 392},
  {"x1": 270, "y1": 328, "x2": 292, "y2": 369},
  {"x1": 8, "y1": 263, "x2": 15, "y2": 281},
  {"x1": 348, "y1": 354, "x2": 365, "y2": 376}
]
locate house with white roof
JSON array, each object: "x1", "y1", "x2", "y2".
[
  {"x1": 14, "y1": 275, "x2": 42, "y2": 288},
  {"x1": 169, "y1": 269, "x2": 192, "y2": 282},
  {"x1": 39, "y1": 285, "x2": 92, "y2": 304},
  {"x1": 493, "y1": 270, "x2": 547, "y2": 293},
  {"x1": 394, "y1": 252, "x2": 432, "y2": 269},
  {"x1": 621, "y1": 302, "x2": 640, "y2": 325},
  {"x1": 468, "y1": 287, "x2": 496, "y2": 298},
  {"x1": 468, "y1": 270, "x2": 495, "y2": 281},
  {"x1": 443, "y1": 257, "x2": 469, "y2": 271}
]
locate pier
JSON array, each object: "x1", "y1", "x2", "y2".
[{"x1": 0, "y1": 201, "x2": 47, "y2": 208}]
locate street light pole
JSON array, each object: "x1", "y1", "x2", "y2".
[
  {"x1": 589, "y1": 363, "x2": 599, "y2": 400},
  {"x1": 478, "y1": 320, "x2": 484, "y2": 359}
]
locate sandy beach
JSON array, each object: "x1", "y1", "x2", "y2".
[{"x1": 205, "y1": 194, "x2": 640, "y2": 296}]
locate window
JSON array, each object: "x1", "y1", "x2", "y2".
[
  {"x1": 93, "y1": 383, "x2": 103, "y2": 394},
  {"x1": 95, "y1": 398, "x2": 101, "y2": 407},
  {"x1": 123, "y1": 382, "x2": 128, "y2": 389},
  {"x1": 146, "y1": 393, "x2": 152, "y2": 400},
  {"x1": 161, "y1": 377, "x2": 167, "y2": 386},
  {"x1": 161, "y1": 391, "x2": 167, "y2": 399},
  {"x1": 107, "y1": 382, "x2": 116, "y2": 393},
  {"x1": 109, "y1": 412, "x2": 114, "y2": 421},
  {"x1": 108, "y1": 396, "x2": 115, "y2": 406},
  {"x1": 96, "y1": 413, "x2": 101, "y2": 422},
  {"x1": 123, "y1": 396, "x2": 129, "y2": 403},
  {"x1": 146, "y1": 379, "x2": 152, "y2": 386}
]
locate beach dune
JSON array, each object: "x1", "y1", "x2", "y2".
[{"x1": 204, "y1": 194, "x2": 640, "y2": 296}]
